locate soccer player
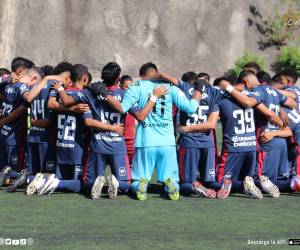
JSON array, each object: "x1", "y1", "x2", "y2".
[
  {"x1": 218, "y1": 71, "x2": 296, "y2": 198},
  {"x1": 120, "y1": 75, "x2": 136, "y2": 165},
  {"x1": 176, "y1": 77, "x2": 222, "y2": 198},
  {"x1": 94, "y1": 62, "x2": 204, "y2": 201},
  {"x1": 0, "y1": 67, "x2": 45, "y2": 188},
  {"x1": 36, "y1": 64, "x2": 90, "y2": 195}
]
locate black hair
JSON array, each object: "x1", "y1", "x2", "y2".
[
  {"x1": 268, "y1": 80, "x2": 281, "y2": 87},
  {"x1": 198, "y1": 72, "x2": 210, "y2": 82},
  {"x1": 181, "y1": 71, "x2": 198, "y2": 83},
  {"x1": 70, "y1": 64, "x2": 88, "y2": 83},
  {"x1": 237, "y1": 70, "x2": 256, "y2": 83},
  {"x1": 256, "y1": 71, "x2": 271, "y2": 85},
  {"x1": 11, "y1": 57, "x2": 35, "y2": 72},
  {"x1": 139, "y1": 62, "x2": 157, "y2": 77},
  {"x1": 243, "y1": 61, "x2": 261, "y2": 73},
  {"x1": 280, "y1": 68, "x2": 298, "y2": 84},
  {"x1": 0, "y1": 68, "x2": 11, "y2": 77},
  {"x1": 272, "y1": 73, "x2": 281, "y2": 83},
  {"x1": 87, "y1": 72, "x2": 92, "y2": 84},
  {"x1": 213, "y1": 77, "x2": 227, "y2": 87},
  {"x1": 101, "y1": 62, "x2": 121, "y2": 86},
  {"x1": 41, "y1": 65, "x2": 54, "y2": 76},
  {"x1": 53, "y1": 62, "x2": 72, "y2": 75},
  {"x1": 120, "y1": 75, "x2": 133, "y2": 85}
]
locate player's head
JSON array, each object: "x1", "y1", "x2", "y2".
[
  {"x1": 238, "y1": 70, "x2": 260, "y2": 89},
  {"x1": 0, "y1": 68, "x2": 10, "y2": 77},
  {"x1": 272, "y1": 73, "x2": 281, "y2": 84},
  {"x1": 11, "y1": 57, "x2": 34, "y2": 76},
  {"x1": 87, "y1": 72, "x2": 92, "y2": 85},
  {"x1": 279, "y1": 68, "x2": 298, "y2": 86},
  {"x1": 70, "y1": 64, "x2": 89, "y2": 87},
  {"x1": 101, "y1": 62, "x2": 121, "y2": 86},
  {"x1": 256, "y1": 71, "x2": 271, "y2": 85},
  {"x1": 213, "y1": 77, "x2": 227, "y2": 87},
  {"x1": 198, "y1": 72, "x2": 210, "y2": 83},
  {"x1": 20, "y1": 67, "x2": 45, "y2": 86},
  {"x1": 268, "y1": 80, "x2": 283, "y2": 90},
  {"x1": 181, "y1": 71, "x2": 198, "y2": 84},
  {"x1": 139, "y1": 62, "x2": 158, "y2": 78},
  {"x1": 120, "y1": 75, "x2": 133, "y2": 90},
  {"x1": 243, "y1": 62, "x2": 261, "y2": 75},
  {"x1": 41, "y1": 65, "x2": 54, "y2": 76},
  {"x1": 53, "y1": 61, "x2": 73, "y2": 86}
]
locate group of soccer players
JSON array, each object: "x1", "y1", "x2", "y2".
[{"x1": 0, "y1": 57, "x2": 299, "y2": 201}]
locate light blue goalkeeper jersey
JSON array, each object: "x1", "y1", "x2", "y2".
[{"x1": 121, "y1": 80, "x2": 198, "y2": 147}]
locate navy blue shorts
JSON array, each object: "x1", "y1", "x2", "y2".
[
  {"x1": 27, "y1": 143, "x2": 56, "y2": 175},
  {"x1": 56, "y1": 164, "x2": 83, "y2": 180},
  {"x1": 179, "y1": 146, "x2": 216, "y2": 183},
  {"x1": 256, "y1": 147, "x2": 289, "y2": 183},
  {"x1": 0, "y1": 144, "x2": 25, "y2": 171},
  {"x1": 217, "y1": 151, "x2": 256, "y2": 183},
  {"x1": 83, "y1": 151, "x2": 131, "y2": 186}
]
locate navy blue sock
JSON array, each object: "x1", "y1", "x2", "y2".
[
  {"x1": 204, "y1": 181, "x2": 222, "y2": 191},
  {"x1": 231, "y1": 181, "x2": 244, "y2": 193},
  {"x1": 28, "y1": 175, "x2": 35, "y2": 183},
  {"x1": 276, "y1": 179, "x2": 292, "y2": 192},
  {"x1": 180, "y1": 183, "x2": 194, "y2": 195},
  {"x1": 57, "y1": 180, "x2": 81, "y2": 193},
  {"x1": 10, "y1": 171, "x2": 20, "y2": 179},
  {"x1": 118, "y1": 181, "x2": 130, "y2": 193}
]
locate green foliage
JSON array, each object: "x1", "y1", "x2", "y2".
[
  {"x1": 276, "y1": 46, "x2": 300, "y2": 75},
  {"x1": 231, "y1": 49, "x2": 267, "y2": 75}
]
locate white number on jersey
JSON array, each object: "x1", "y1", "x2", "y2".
[
  {"x1": 232, "y1": 109, "x2": 255, "y2": 134},
  {"x1": 186, "y1": 105, "x2": 209, "y2": 126},
  {"x1": 58, "y1": 115, "x2": 76, "y2": 141},
  {"x1": 31, "y1": 100, "x2": 45, "y2": 119}
]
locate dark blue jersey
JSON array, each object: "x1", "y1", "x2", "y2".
[
  {"x1": 73, "y1": 86, "x2": 127, "y2": 155},
  {"x1": 50, "y1": 88, "x2": 86, "y2": 164},
  {"x1": 28, "y1": 80, "x2": 56, "y2": 144},
  {"x1": 218, "y1": 91, "x2": 256, "y2": 152},
  {"x1": 178, "y1": 81, "x2": 223, "y2": 148},
  {"x1": 284, "y1": 85, "x2": 300, "y2": 111},
  {"x1": 249, "y1": 85, "x2": 287, "y2": 151},
  {"x1": 0, "y1": 82, "x2": 29, "y2": 146},
  {"x1": 284, "y1": 108, "x2": 300, "y2": 146}
]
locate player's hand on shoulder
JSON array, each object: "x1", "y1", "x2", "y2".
[
  {"x1": 153, "y1": 85, "x2": 168, "y2": 98},
  {"x1": 194, "y1": 80, "x2": 206, "y2": 94},
  {"x1": 218, "y1": 79, "x2": 231, "y2": 90},
  {"x1": 88, "y1": 81, "x2": 108, "y2": 98},
  {"x1": 176, "y1": 125, "x2": 189, "y2": 134},
  {"x1": 113, "y1": 124, "x2": 125, "y2": 136},
  {"x1": 259, "y1": 131, "x2": 274, "y2": 144},
  {"x1": 51, "y1": 81, "x2": 63, "y2": 90},
  {"x1": 70, "y1": 103, "x2": 90, "y2": 113}
]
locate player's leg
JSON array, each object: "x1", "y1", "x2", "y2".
[
  {"x1": 55, "y1": 164, "x2": 83, "y2": 193},
  {"x1": 107, "y1": 154, "x2": 131, "y2": 199},
  {"x1": 42, "y1": 143, "x2": 56, "y2": 174},
  {"x1": 131, "y1": 147, "x2": 155, "y2": 200},
  {"x1": 0, "y1": 145, "x2": 12, "y2": 187},
  {"x1": 256, "y1": 150, "x2": 280, "y2": 198},
  {"x1": 156, "y1": 146, "x2": 180, "y2": 200},
  {"x1": 179, "y1": 146, "x2": 199, "y2": 196}
]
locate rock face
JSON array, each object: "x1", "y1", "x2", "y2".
[{"x1": 0, "y1": 0, "x2": 283, "y2": 78}]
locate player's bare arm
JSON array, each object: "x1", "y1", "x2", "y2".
[
  {"x1": 48, "y1": 96, "x2": 90, "y2": 113},
  {"x1": 0, "y1": 104, "x2": 27, "y2": 128},
  {"x1": 30, "y1": 118, "x2": 52, "y2": 128},
  {"x1": 255, "y1": 103, "x2": 284, "y2": 128},
  {"x1": 178, "y1": 111, "x2": 219, "y2": 133},
  {"x1": 51, "y1": 81, "x2": 77, "y2": 107},
  {"x1": 259, "y1": 126, "x2": 292, "y2": 144},
  {"x1": 84, "y1": 118, "x2": 125, "y2": 136},
  {"x1": 278, "y1": 89, "x2": 296, "y2": 99}
]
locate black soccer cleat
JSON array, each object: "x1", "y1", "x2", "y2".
[
  {"x1": 7, "y1": 169, "x2": 28, "y2": 193},
  {"x1": 0, "y1": 166, "x2": 12, "y2": 188}
]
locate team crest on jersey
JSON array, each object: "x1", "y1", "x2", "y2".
[
  {"x1": 119, "y1": 167, "x2": 126, "y2": 177},
  {"x1": 46, "y1": 161, "x2": 55, "y2": 171},
  {"x1": 77, "y1": 92, "x2": 85, "y2": 99},
  {"x1": 189, "y1": 87, "x2": 194, "y2": 96},
  {"x1": 11, "y1": 155, "x2": 18, "y2": 164},
  {"x1": 5, "y1": 86, "x2": 15, "y2": 94}
]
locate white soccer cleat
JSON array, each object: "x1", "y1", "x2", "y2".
[
  {"x1": 107, "y1": 175, "x2": 119, "y2": 199},
  {"x1": 259, "y1": 175, "x2": 280, "y2": 198},
  {"x1": 26, "y1": 173, "x2": 46, "y2": 196},
  {"x1": 243, "y1": 176, "x2": 263, "y2": 199},
  {"x1": 38, "y1": 174, "x2": 59, "y2": 196},
  {"x1": 91, "y1": 176, "x2": 106, "y2": 199}
]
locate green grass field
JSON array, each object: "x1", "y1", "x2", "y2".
[{"x1": 0, "y1": 128, "x2": 299, "y2": 250}]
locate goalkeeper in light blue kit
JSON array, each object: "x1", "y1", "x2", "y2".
[{"x1": 94, "y1": 62, "x2": 203, "y2": 200}]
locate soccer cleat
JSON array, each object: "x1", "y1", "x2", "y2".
[
  {"x1": 91, "y1": 176, "x2": 106, "y2": 199},
  {"x1": 259, "y1": 175, "x2": 280, "y2": 198},
  {"x1": 26, "y1": 173, "x2": 46, "y2": 196},
  {"x1": 243, "y1": 176, "x2": 263, "y2": 199},
  {"x1": 290, "y1": 175, "x2": 300, "y2": 192},
  {"x1": 7, "y1": 169, "x2": 28, "y2": 192},
  {"x1": 0, "y1": 166, "x2": 12, "y2": 188},
  {"x1": 165, "y1": 178, "x2": 180, "y2": 201},
  {"x1": 192, "y1": 181, "x2": 216, "y2": 198},
  {"x1": 217, "y1": 178, "x2": 232, "y2": 199},
  {"x1": 136, "y1": 178, "x2": 148, "y2": 201},
  {"x1": 107, "y1": 175, "x2": 119, "y2": 199},
  {"x1": 38, "y1": 174, "x2": 59, "y2": 196}
]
